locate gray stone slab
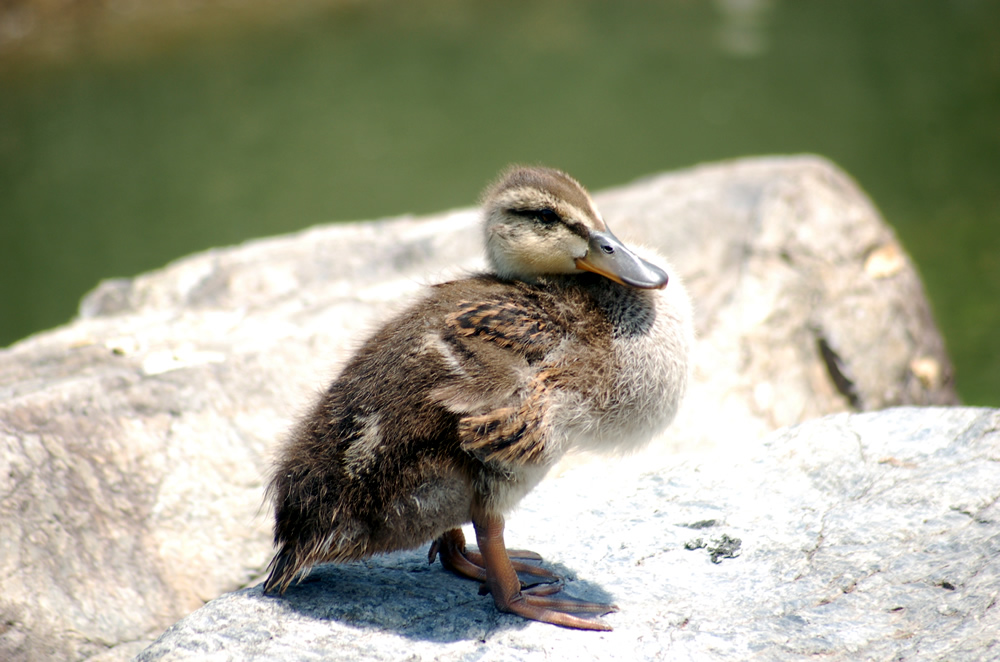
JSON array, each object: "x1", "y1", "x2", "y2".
[
  {"x1": 135, "y1": 407, "x2": 1000, "y2": 661},
  {"x1": 0, "y1": 157, "x2": 959, "y2": 661}
]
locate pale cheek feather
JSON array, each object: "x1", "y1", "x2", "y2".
[
  {"x1": 487, "y1": 224, "x2": 583, "y2": 279},
  {"x1": 522, "y1": 245, "x2": 579, "y2": 275}
]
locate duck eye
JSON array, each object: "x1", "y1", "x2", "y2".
[
  {"x1": 601, "y1": 244, "x2": 615, "y2": 254},
  {"x1": 535, "y1": 208, "x2": 559, "y2": 224}
]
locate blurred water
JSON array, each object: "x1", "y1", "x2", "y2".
[{"x1": 1, "y1": 0, "x2": 997, "y2": 403}]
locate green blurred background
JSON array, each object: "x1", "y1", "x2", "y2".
[{"x1": 1, "y1": 0, "x2": 997, "y2": 404}]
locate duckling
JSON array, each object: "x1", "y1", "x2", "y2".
[{"x1": 263, "y1": 166, "x2": 693, "y2": 631}]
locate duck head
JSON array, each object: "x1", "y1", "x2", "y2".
[{"x1": 482, "y1": 166, "x2": 668, "y2": 289}]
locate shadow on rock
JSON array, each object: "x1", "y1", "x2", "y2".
[{"x1": 256, "y1": 549, "x2": 618, "y2": 642}]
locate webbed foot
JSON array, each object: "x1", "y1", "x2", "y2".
[
  {"x1": 471, "y1": 514, "x2": 617, "y2": 631},
  {"x1": 429, "y1": 527, "x2": 558, "y2": 587},
  {"x1": 428, "y1": 516, "x2": 617, "y2": 631}
]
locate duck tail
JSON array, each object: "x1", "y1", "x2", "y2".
[{"x1": 261, "y1": 547, "x2": 303, "y2": 595}]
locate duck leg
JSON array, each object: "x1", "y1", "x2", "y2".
[
  {"x1": 471, "y1": 510, "x2": 618, "y2": 631},
  {"x1": 429, "y1": 527, "x2": 558, "y2": 586}
]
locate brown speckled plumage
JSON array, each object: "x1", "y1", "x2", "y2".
[{"x1": 264, "y1": 166, "x2": 693, "y2": 630}]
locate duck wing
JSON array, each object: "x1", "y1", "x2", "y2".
[{"x1": 427, "y1": 289, "x2": 574, "y2": 466}]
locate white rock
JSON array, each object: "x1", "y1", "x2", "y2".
[
  {"x1": 135, "y1": 407, "x2": 1000, "y2": 661},
  {"x1": 0, "y1": 157, "x2": 958, "y2": 661}
]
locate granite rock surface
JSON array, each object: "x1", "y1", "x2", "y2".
[
  {"x1": 136, "y1": 407, "x2": 1000, "y2": 661},
  {"x1": 0, "y1": 156, "x2": 958, "y2": 661}
]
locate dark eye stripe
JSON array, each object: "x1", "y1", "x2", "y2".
[
  {"x1": 509, "y1": 207, "x2": 559, "y2": 224},
  {"x1": 536, "y1": 208, "x2": 559, "y2": 224},
  {"x1": 510, "y1": 207, "x2": 560, "y2": 223},
  {"x1": 507, "y1": 207, "x2": 590, "y2": 239}
]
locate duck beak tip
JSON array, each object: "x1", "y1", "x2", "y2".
[{"x1": 576, "y1": 230, "x2": 669, "y2": 290}]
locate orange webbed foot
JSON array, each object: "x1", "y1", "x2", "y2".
[
  {"x1": 430, "y1": 518, "x2": 617, "y2": 631},
  {"x1": 429, "y1": 528, "x2": 559, "y2": 587}
]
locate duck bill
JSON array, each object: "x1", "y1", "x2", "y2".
[{"x1": 575, "y1": 229, "x2": 669, "y2": 289}]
